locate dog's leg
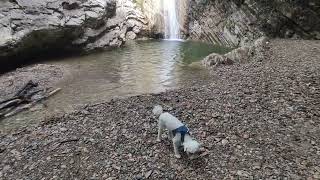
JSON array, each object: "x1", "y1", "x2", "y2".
[
  {"x1": 172, "y1": 133, "x2": 181, "y2": 158},
  {"x1": 168, "y1": 131, "x2": 173, "y2": 139},
  {"x1": 157, "y1": 119, "x2": 164, "y2": 142}
]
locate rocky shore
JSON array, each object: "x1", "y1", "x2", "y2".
[{"x1": 0, "y1": 39, "x2": 319, "y2": 179}]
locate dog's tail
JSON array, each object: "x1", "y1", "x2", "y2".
[{"x1": 152, "y1": 105, "x2": 163, "y2": 117}]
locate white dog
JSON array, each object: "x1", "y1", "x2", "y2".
[{"x1": 153, "y1": 105, "x2": 200, "y2": 158}]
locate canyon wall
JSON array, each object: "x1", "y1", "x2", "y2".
[
  {"x1": 188, "y1": 0, "x2": 320, "y2": 47},
  {"x1": 0, "y1": 0, "x2": 148, "y2": 61},
  {"x1": 137, "y1": 0, "x2": 164, "y2": 37},
  {"x1": 137, "y1": 0, "x2": 189, "y2": 38},
  {"x1": 2, "y1": 0, "x2": 319, "y2": 61}
]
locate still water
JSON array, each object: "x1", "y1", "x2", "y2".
[{"x1": 0, "y1": 40, "x2": 231, "y2": 131}]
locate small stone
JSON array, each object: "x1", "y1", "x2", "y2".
[
  {"x1": 311, "y1": 141, "x2": 316, "y2": 145},
  {"x1": 145, "y1": 170, "x2": 153, "y2": 179},
  {"x1": 90, "y1": 173, "x2": 99, "y2": 179},
  {"x1": 61, "y1": 164, "x2": 67, "y2": 169},
  {"x1": 221, "y1": 139, "x2": 228, "y2": 146},
  {"x1": 112, "y1": 165, "x2": 121, "y2": 171},
  {"x1": 237, "y1": 170, "x2": 249, "y2": 177},
  {"x1": 314, "y1": 173, "x2": 320, "y2": 179},
  {"x1": 243, "y1": 134, "x2": 249, "y2": 139},
  {"x1": 3, "y1": 165, "x2": 10, "y2": 171},
  {"x1": 60, "y1": 128, "x2": 68, "y2": 132},
  {"x1": 82, "y1": 110, "x2": 90, "y2": 115},
  {"x1": 70, "y1": 159, "x2": 75, "y2": 164},
  {"x1": 252, "y1": 163, "x2": 261, "y2": 170},
  {"x1": 29, "y1": 164, "x2": 35, "y2": 170},
  {"x1": 135, "y1": 174, "x2": 143, "y2": 180}
]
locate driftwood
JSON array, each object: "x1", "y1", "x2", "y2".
[
  {"x1": 0, "y1": 81, "x2": 61, "y2": 119},
  {"x1": 0, "y1": 80, "x2": 38, "y2": 105},
  {"x1": 14, "y1": 80, "x2": 38, "y2": 97}
]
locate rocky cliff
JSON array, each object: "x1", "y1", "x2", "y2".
[
  {"x1": 135, "y1": 0, "x2": 189, "y2": 38},
  {"x1": 188, "y1": 0, "x2": 320, "y2": 47},
  {"x1": 0, "y1": 0, "x2": 148, "y2": 61}
]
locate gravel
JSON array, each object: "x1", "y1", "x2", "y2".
[{"x1": 0, "y1": 39, "x2": 320, "y2": 179}]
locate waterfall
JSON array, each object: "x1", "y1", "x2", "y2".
[{"x1": 163, "y1": 0, "x2": 180, "y2": 40}]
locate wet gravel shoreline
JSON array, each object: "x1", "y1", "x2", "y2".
[{"x1": 1, "y1": 39, "x2": 320, "y2": 179}]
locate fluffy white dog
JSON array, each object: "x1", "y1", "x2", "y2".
[{"x1": 153, "y1": 105, "x2": 200, "y2": 158}]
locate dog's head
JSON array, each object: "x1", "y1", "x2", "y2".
[{"x1": 183, "y1": 140, "x2": 201, "y2": 154}]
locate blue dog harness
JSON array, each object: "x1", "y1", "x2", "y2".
[{"x1": 172, "y1": 125, "x2": 189, "y2": 143}]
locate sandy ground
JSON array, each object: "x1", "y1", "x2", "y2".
[{"x1": 0, "y1": 39, "x2": 320, "y2": 179}]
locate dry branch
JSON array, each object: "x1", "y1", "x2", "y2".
[{"x1": 0, "y1": 81, "x2": 61, "y2": 119}]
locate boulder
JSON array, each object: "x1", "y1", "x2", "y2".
[
  {"x1": 224, "y1": 36, "x2": 270, "y2": 63},
  {"x1": 225, "y1": 46, "x2": 251, "y2": 63},
  {"x1": 202, "y1": 53, "x2": 233, "y2": 68},
  {"x1": 126, "y1": 31, "x2": 137, "y2": 40}
]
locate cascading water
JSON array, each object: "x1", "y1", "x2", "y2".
[{"x1": 163, "y1": 0, "x2": 180, "y2": 40}]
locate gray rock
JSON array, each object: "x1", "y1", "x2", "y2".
[
  {"x1": 225, "y1": 46, "x2": 251, "y2": 63},
  {"x1": 188, "y1": 0, "x2": 320, "y2": 47},
  {"x1": 126, "y1": 31, "x2": 136, "y2": 40},
  {"x1": 221, "y1": 139, "x2": 229, "y2": 146},
  {"x1": 202, "y1": 53, "x2": 233, "y2": 68},
  {"x1": 0, "y1": 0, "x2": 149, "y2": 61}
]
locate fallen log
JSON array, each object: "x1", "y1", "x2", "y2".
[
  {"x1": 47, "y1": 88, "x2": 61, "y2": 97},
  {"x1": 4, "y1": 88, "x2": 61, "y2": 118},
  {"x1": 0, "y1": 106, "x2": 14, "y2": 118},
  {"x1": 0, "y1": 97, "x2": 20, "y2": 105},
  {"x1": 0, "y1": 99, "x2": 22, "y2": 111},
  {"x1": 0, "y1": 81, "x2": 38, "y2": 105},
  {"x1": 0, "y1": 79, "x2": 61, "y2": 119},
  {"x1": 14, "y1": 80, "x2": 38, "y2": 97}
]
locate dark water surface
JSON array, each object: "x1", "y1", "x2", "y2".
[{"x1": 0, "y1": 40, "x2": 231, "y2": 131}]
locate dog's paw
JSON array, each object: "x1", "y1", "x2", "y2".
[
  {"x1": 175, "y1": 154, "x2": 181, "y2": 159},
  {"x1": 156, "y1": 139, "x2": 161, "y2": 142}
]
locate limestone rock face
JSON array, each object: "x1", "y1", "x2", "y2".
[
  {"x1": 137, "y1": 0, "x2": 189, "y2": 38},
  {"x1": 138, "y1": 0, "x2": 164, "y2": 38},
  {"x1": 0, "y1": 0, "x2": 148, "y2": 60},
  {"x1": 188, "y1": 0, "x2": 320, "y2": 47},
  {"x1": 203, "y1": 36, "x2": 270, "y2": 68}
]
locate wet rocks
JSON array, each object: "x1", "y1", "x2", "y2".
[
  {"x1": 203, "y1": 36, "x2": 270, "y2": 67},
  {"x1": 202, "y1": 53, "x2": 233, "y2": 68},
  {"x1": 225, "y1": 46, "x2": 251, "y2": 63}
]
